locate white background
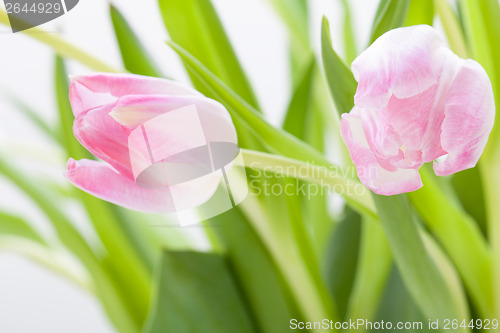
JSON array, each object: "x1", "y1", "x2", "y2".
[{"x1": 0, "y1": 0, "x2": 379, "y2": 332}]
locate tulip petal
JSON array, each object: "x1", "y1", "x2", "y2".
[
  {"x1": 73, "y1": 103, "x2": 134, "y2": 178},
  {"x1": 433, "y1": 60, "x2": 495, "y2": 176},
  {"x1": 69, "y1": 80, "x2": 117, "y2": 117},
  {"x1": 65, "y1": 159, "x2": 219, "y2": 213},
  {"x1": 374, "y1": 84, "x2": 446, "y2": 167},
  {"x1": 69, "y1": 73, "x2": 201, "y2": 116},
  {"x1": 341, "y1": 111, "x2": 423, "y2": 195},
  {"x1": 110, "y1": 95, "x2": 238, "y2": 150},
  {"x1": 352, "y1": 25, "x2": 443, "y2": 109},
  {"x1": 109, "y1": 94, "x2": 232, "y2": 128}
]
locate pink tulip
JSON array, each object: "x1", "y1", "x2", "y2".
[
  {"x1": 65, "y1": 73, "x2": 237, "y2": 212},
  {"x1": 341, "y1": 25, "x2": 495, "y2": 195}
]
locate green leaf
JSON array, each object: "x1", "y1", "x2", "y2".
[
  {"x1": 282, "y1": 58, "x2": 332, "y2": 255},
  {"x1": 55, "y1": 57, "x2": 90, "y2": 160},
  {"x1": 434, "y1": 0, "x2": 468, "y2": 58},
  {"x1": 460, "y1": 0, "x2": 500, "y2": 226},
  {"x1": 238, "y1": 187, "x2": 337, "y2": 323},
  {"x1": 206, "y1": 210, "x2": 299, "y2": 333},
  {"x1": 408, "y1": 168, "x2": 492, "y2": 317},
  {"x1": 460, "y1": 0, "x2": 500, "y2": 321},
  {"x1": 158, "y1": 0, "x2": 259, "y2": 109},
  {"x1": 420, "y1": 230, "x2": 470, "y2": 322},
  {"x1": 0, "y1": 211, "x2": 46, "y2": 245},
  {"x1": 369, "y1": 0, "x2": 410, "y2": 44},
  {"x1": 373, "y1": 194, "x2": 467, "y2": 321},
  {"x1": 267, "y1": 0, "x2": 309, "y2": 50},
  {"x1": 461, "y1": 0, "x2": 500, "y2": 93},
  {"x1": 340, "y1": 0, "x2": 357, "y2": 64},
  {"x1": 0, "y1": 91, "x2": 58, "y2": 143},
  {"x1": 281, "y1": 56, "x2": 325, "y2": 154},
  {"x1": 270, "y1": 0, "x2": 311, "y2": 82},
  {"x1": 323, "y1": 209, "x2": 362, "y2": 319},
  {"x1": 374, "y1": 266, "x2": 430, "y2": 332},
  {"x1": 321, "y1": 17, "x2": 357, "y2": 116},
  {"x1": 345, "y1": 218, "x2": 392, "y2": 326},
  {"x1": 273, "y1": 2, "x2": 334, "y2": 262},
  {"x1": 239, "y1": 149, "x2": 376, "y2": 219},
  {"x1": 451, "y1": 168, "x2": 486, "y2": 234},
  {"x1": 0, "y1": 158, "x2": 94, "y2": 274},
  {"x1": 144, "y1": 251, "x2": 257, "y2": 333},
  {"x1": 300, "y1": 100, "x2": 332, "y2": 255},
  {"x1": 82, "y1": 200, "x2": 152, "y2": 324},
  {"x1": 459, "y1": 0, "x2": 497, "y2": 102},
  {"x1": 283, "y1": 59, "x2": 316, "y2": 139},
  {"x1": 0, "y1": 237, "x2": 93, "y2": 293},
  {"x1": 0, "y1": 158, "x2": 138, "y2": 333},
  {"x1": 404, "y1": 0, "x2": 434, "y2": 26},
  {"x1": 475, "y1": 0, "x2": 500, "y2": 127},
  {"x1": 158, "y1": 0, "x2": 264, "y2": 151},
  {"x1": 110, "y1": 5, "x2": 163, "y2": 77},
  {"x1": 373, "y1": 243, "x2": 468, "y2": 331},
  {"x1": 167, "y1": 41, "x2": 331, "y2": 168}
]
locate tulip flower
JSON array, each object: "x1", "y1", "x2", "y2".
[
  {"x1": 340, "y1": 25, "x2": 495, "y2": 195},
  {"x1": 65, "y1": 73, "x2": 238, "y2": 213}
]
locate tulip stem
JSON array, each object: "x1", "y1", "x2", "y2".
[
  {"x1": 238, "y1": 148, "x2": 376, "y2": 218},
  {"x1": 0, "y1": 9, "x2": 123, "y2": 73}
]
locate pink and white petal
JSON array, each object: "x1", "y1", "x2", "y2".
[
  {"x1": 341, "y1": 112, "x2": 423, "y2": 195},
  {"x1": 73, "y1": 103, "x2": 134, "y2": 179},
  {"x1": 65, "y1": 159, "x2": 219, "y2": 213},
  {"x1": 109, "y1": 94, "x2": 232, "y2": 128},
  {"x1": 352, "y1": 25, "x2": 444, "y2": 109},
  {"x1": 379, "y1": 84, "x2": 446, "y2": 163},
  {"x1": 433, "y1": 60, "x2": 495, "y2": 176},
  {"x1": 69, "y1": 73, "x2": 201, "y2": 116},
  {"x1": 348, "y1": 107, "x2": 401, "y2": 170},
  {"x1": 69, "y1": 80, "x2": 117, "y2": 117},
  {"x1": 110, "y1": 95, "x2": 237, "y2": 158}
]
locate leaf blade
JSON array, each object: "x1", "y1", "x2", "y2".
[
  {"x1": 158, "y1": 0, "x2": 259, "y2": 109},
  {"x1": 144, "y1": 251, "x2": 257, "y2": 333},
  {"x1": 320, "y1": 17, "x2": 357, "y2": 117},
  {"x1": 0, "y1": 211, "x2": 47, "y2": 245},
  {"x1": 373, "y1": 194, "x2": 468, "y2": 321},
  {"x1": 110, "y1": 5, "x2": 163, "y2": 77}
]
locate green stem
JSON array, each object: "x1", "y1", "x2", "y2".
[
  {"x1": 239, "y1": 149, "x2": 376, "y2": 217},
  {"x1": 0, "y1": 9, "x2": 122, "y2": 73}
]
